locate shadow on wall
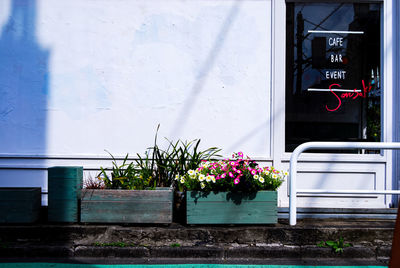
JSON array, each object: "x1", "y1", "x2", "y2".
[{"x1": 0, "y1": 0, "x2": 49, "y2": 155}]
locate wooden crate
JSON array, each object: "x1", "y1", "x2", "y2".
[
  {"x1": 186, "y1": 191, "x2": 277, "y2": 224},
  {"x1": 81, "y1": 188, "x2": 173, "y2": 223},
  {"x1": 48, "y1": 166, "x2": 83, "y2": 222},
  {"x1": 0, "y1": 188, "x2": 41, "y2": 223}
]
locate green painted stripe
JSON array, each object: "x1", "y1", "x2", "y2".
[{"x1": 0, "y1": 263, "x2": 388, "y2": 268}]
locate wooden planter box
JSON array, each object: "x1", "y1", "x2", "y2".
[
  {"x1": 186, "y1": 191, "x2": 277, "y2": 224},
  {"x1": 0, "y1": 188, "x2": 41, "y2": 223},
  {"x1": 81, "y1": 188, "x2": 173, "y2": 223}
]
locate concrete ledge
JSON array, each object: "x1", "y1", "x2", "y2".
[
  {"x1": 0, "y1": 245, "x2": 391, "y2": 261},
  {"x1": 0, "y1": 220, "x2": 394, "y2": 265},
  {"x1": 0, "y1": 220, "x2": 395, "y2": 247}
]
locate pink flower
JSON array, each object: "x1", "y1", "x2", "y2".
[
  {"x1": 230, "y1": 161, "x2": 236, "y2": 166},
  {"x1": 251, "y1": 169, "x2": 257, "y2": 175},
  {"x1": 236, "y1": 169, "x2": 242, "y2": 174},
  {"x1": 234, "y1": 178, "x2": 240, "y2": 184},
  {"x1": 216, "y1": 175, "x2": 220, "y2": 180},
  {"x1": 221, "y1": 173, "x2": 226, "y2": 178},
  {"x1": 238, "y1": 152, "x2": 243, "y2": 157},
  {"x1": 229, "y1": 172, "x2": 234, "y2": 178}
]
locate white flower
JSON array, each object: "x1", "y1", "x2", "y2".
[
  {"x1": 211, "y1": 176, "x2": 216, "y2": 183},
  {"x1": 175, "y1": 174, "x2": 180, "y2": 181},
  {"x1": 180, "y1": 178, "x2": 185, "y2": 183},
  {"x1": 259, "y1": 177, "x2": 265, "y2": 183},
  {"x1": 272, "y1": 174, "x2": 278, "y2": 179},
  {"x1": 206, "y1": 175, "x2": 212, "y2": 182},
  {"x1": 284, "y1": 171, "x2": 289, "y2": 176},
  {"x1": 200, "y1": 182, "x2": 205, "y2": 189},
  {"x1": 199, "y1": 174, "x2": 206, "y2": 182},
  {"x1": 201, "y1": 161, "x2": 210, "y2": 168},
  {"x1": 254, "y1": 174, "x2": 259, "y2": 180},
  {"x1": 188, "y1": 170, "x2": 196, "y2": 176}
]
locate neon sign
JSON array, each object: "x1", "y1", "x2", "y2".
[{"x1": 325, "y1": 80, "x2": 372, "y2": 112}]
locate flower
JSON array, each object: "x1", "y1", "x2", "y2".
[
  {"x1": 178, "y1": 152, "x2": 286, "y2": 193},
  {"x1": 175, "y1": 174, "x2": 180, "y2": 181}
]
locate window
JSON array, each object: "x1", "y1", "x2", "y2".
[{"x1": 285, "y1": 2, "x2": 381, "y2": 153}]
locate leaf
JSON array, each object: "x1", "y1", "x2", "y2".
[
  {"x1": 325, "y1": 241, "x2": 336, "y2": 247},
  {"x1": 335, "y1": 247, "x2": 343, "y2": 253}
]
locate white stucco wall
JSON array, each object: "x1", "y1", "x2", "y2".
[
  {"x1": 0, "y1": 0, "x2": 398, "y2": 210},
  {"x1": 0, "y1": 0, "x2": 273, "y2": 158}
]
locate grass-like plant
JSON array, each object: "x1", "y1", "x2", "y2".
[
  {"x1": 97, "y1": 125, "x2": 221, "y2": 190},
  {"x1": 136, "y1": 124, "x2": 221, "y2": 187},
  {"x1": 98, "y1": 150, "x2": 153, "y2": 190},
  {"x1": 317, "y1": 237, "x2": 352, "y2": 253}
]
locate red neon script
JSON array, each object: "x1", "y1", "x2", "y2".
[{"x1": 325, "y1": 80, "x2": 372, "y2": 112}]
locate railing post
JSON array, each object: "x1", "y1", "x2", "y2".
[
  {"x1": 288, "y1": 141, "x2": 400, "y2": 226},
  {"x1": 289, "y1": 143, "x2": 307, "y2": 226}
]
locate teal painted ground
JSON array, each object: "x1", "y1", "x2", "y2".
[{"x1": 0, "y1": 264, "x2": 387, "y2": 268}]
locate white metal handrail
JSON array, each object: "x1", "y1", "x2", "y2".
[{"x1": 289, "y1": 142, "x2": 400, "y2": 226}]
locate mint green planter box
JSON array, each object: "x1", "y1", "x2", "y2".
[
  {"x1": 48, "y1": 166, "x2": 83, "y2": 223},
  {"x1": 186, "y1": 191, "x2": 277, "y2": 224},
  {"x1": 0, "y1": 188, "x2": 41, "y2": 223},
  {"x1": 81, "y1": 188, "x2": 173, "y2": 223}
]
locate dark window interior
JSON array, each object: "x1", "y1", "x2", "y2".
[{"x1": 285, "y1": 2, "x2": 381, "y2": 153}]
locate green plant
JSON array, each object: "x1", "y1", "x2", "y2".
[
  {"x1": 176, "y1": 152, "x2": 287, "y2": 193},
  {"x1": 170, "y1": 243, "x2": 181, "y2": 248},
  {"x1": 98, "y1": 151, "x2": 153, "y2": 190},
  {"x1": 317, "y1": 237, "x2": 352, "y2": 253},
  {"x1": 98, "y1": 125, "x2": 221, "y2": 189},
  {"x1": 136, "y1": 124, "x2": 221, "y2": 188}
]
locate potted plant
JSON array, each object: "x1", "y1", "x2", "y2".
[
  {"x1": 81, "y1": 126, "x2": 221, "y2": 224},
  {"x1": 177, "y1": 152, "x2": 287, "y2": 224},
  {"x1": 80, "y1": 151, "x2": 173, "y2": 224}
]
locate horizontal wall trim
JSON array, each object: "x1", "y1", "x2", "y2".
[
  {"x1": 281, "y1": 152, "x2": 387, "y2": 163},
  {"x1": 0, "y1": 166, "x2": 102, "y2": 170},
  {"x1": 0, "y1": 154, "x2": 273, "y2": 161}
]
